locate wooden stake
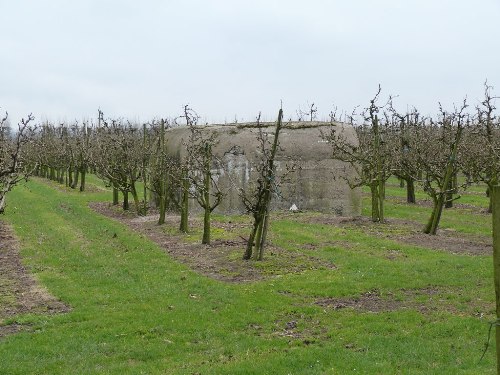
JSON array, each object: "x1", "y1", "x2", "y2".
[{"x1": 492, "y1": 185, "x2": 500, "y2": 373}]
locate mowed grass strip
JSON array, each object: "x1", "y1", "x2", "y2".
[{"x1": 0, "y1": 178, "x2": 496, "y2": 374}]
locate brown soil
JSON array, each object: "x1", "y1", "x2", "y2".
[
  {"x1": 398, "y1": 232, "x2": 491, "y2": 255},
  {"x1": 316, "y1": 286, "x2": 493, "y2": 316},
  {"x1": 0, "y1": 221, "x2": 70, "y2": 338},
  {"x1": 271, "y1": 313, "x2": 329, "y2": 343},
  {"x1": 388, "y1": 196, "x2": 489, "y2": 213},
  {"x1": 309, "y1": 214, "x2": 492, "y2": 256},
  {"x1": 89, "y1": 202, "x2": 336, "y2": 283}
]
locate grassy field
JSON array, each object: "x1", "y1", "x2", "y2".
[{"x1": 0, "y1": 176, "x2": 496, "y2": 374}]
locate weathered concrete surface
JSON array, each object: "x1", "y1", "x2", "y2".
[{"x1": 165, "y1": 121, "x2": 361, "y2": 216}]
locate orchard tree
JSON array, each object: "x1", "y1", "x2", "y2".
[
  {"x1": 147, "y1": 118, "x2": 172, "y2": 225},
  {"x1": 92, "y1": 116, "x2": 148, "y2": 214},
  {"x1": 324, "y1": 86, "x2": 397, "y2": 222},
  {"x1": 176, "y1": 105, "x2": 225, "y2": 243},
  {"x1": 296, "y1": 102, "x2": 318, "y2": 122},
  {"x1": 0, "y1": 111, "x2": 36, "y2": 213},
  {"x1": 390, "y1": 107, "x2": 421, "y2": 204},
  {"x1": 408, "y1": 100, "x2": 470, "y2": 234},
  {"x1": 34, "y1": 122, "x2": 66, "y2": 182},
  {"x1": 68, "y1": 121, "x2": 91, "y2": 192},
  {"x1": 239, "y1": 108, "x2": 288, "y2": 260},
  {"x1": 462, "y1": 82, "x2": 500, "y2": 212},
  {"x1": 183, "y1": 123, "x2": 224, "y2": 244}
]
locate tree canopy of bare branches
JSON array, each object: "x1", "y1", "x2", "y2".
[{"x1": 0, "y1": 111, "x2": 36, "y2": 213}]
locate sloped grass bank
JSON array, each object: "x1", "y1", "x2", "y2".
[{"x1": 0, "y1": 178, "x2": 496, "y2": 374}]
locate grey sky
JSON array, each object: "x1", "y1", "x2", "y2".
[{"x1": 1, "y1": 0, "x2": 499, "y2": 124}]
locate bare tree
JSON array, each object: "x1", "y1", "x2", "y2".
[
  {"x1": 175, "y1": 105, "x2": 199, "y2": 233},
  {"x1": 147, "y1": 118, "x2": 171, "y2": 224},
  {"x1": 390, "y1": 107, "x2": 421, "y2": 204},
  {"x1": 239, "y1": 108, "x2": 286, "y2": 260},
  {"x1": 184, "y1": 126, "x2": 224, "y2": 244},
  {"x1": 71, "y1": 120, "x2": 91, "y2": 192},
  {"x1": 91, "y1": 116, "x2": 147, "y2": 214},
  {"x1": 324, "y1": 86, "x2": 396, "y2": 222},
  {"x1": 407, "y1": 100, "x2": 470, "y2": 234},
  {"x1": 0, "y1": 111, "x2": 36, "y2": 213},
  {"x1": 296, "y1": 102, "x2": 318, "y2": 122},
  {"x1": 177, "y1": 105, "x2": 225, "y2": 243},
  {"x1": 462, "y1": 82, "x2": 500, "y2": 212}
]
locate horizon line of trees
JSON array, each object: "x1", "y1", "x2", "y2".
[
  {"x1": 323, "y1": 82, "x2": 499, "y2": 234},
  {"x1": 1, "y1": 82, "x2": 499, "y2": 253},
  {"x1": 0, "y1": 105, "x2": 292, "y2": 260}
]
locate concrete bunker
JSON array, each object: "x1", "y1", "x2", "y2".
[{"x1": 164, "y1": 121, "x2": 361, "y2": 216}]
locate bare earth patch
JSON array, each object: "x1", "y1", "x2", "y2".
[
  {"x1": 399, "y1": 231, "x2": 491, "y2": 256},
  {"x1": 90, "y1": 202, "x2": 336, "y2": 283},
  {"x1": 316, "y1": 287, "x2": 493, "y2": 316},
  {"x1": 0, "y1": 221, "x2": 70, "y2": 338},
  {"x1": 309, "y1": 214, "x2": 492, "y2": 256},
  {"x1": 388, "y1": 196, "x2": 490, "y2": 213}
]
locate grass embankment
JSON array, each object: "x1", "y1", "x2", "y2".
[{"x1": 0, "y1": 176, "x2": 496, "y2": 374}]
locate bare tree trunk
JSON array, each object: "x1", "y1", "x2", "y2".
[
  {"x1": 372, "y1": 115, "x2": 385, "y2": 222},
  {"x1": 202, "y1": 204, "x2": 211, "y2": 244},
  {"x1": 406, "y1": 178, "x2": 416, "y2": 204},
  {"x1": 491, "y1": 186, "x2": 500, "y2": 374},
  {"x1": 123, "y1": 191, "x2": 129, "y2": 211},
  {"x1": 252, "y1": 219, "x2": 264, "y2": 260},
  {"x1": 244, "y1": 217, "x2": 259, "y2": 260},
  {"x1": 68, "y1": 166, "x2": 73, "y2": 188},
  {"x1": 158, "y1": 173, "x2": 167, "y2": 225},
  {"x1": 158, "y1": 186, "x2": 167, "y2": 225},
  {"x1": 130, "y1": 180, "x2": 142, "y2": 215},
  {"x1": 158, "y1": 119, "x2": 167, "y2": 225},
  {"x1": 424, "y1": 125, "x2": 462, "y2": 234},
  {"x1": 79, "y1": 166, "x2": 86, "y2": 192},
  {"x1": 253, "y1": 110, "x2": 283, "y2": 259},
  {"x1": 370, "y1": 183, "x2": 380, "y2": 222},
  {"x1": 424, "y1": 194, "x2": 444, "y2": 235},
  {"x1": 258, "y1": 202, "x2": 271, "y2": 261},
  {"x1": 201, "y1": 165, "x2": 211, "y2": 245},
  {"x1": 71, "y1": 169, "x2": 79, "y2": 189},
  {"x1": 80, "y1": 122, "x2": 89, "y2": 192},
  {"x1": 130, "y1": 183, "x2": 143, "y2": 216},
  {"x1": 142, "y1": 123, "x2": 148, "y2": 213},
  {"x1": 488, "y1": 181, "x2": 498, "y2": 214},
  {"x1": 179, "y1": 168, "x2": 189, "y2": 233},
  {"x1": 242, "y1": 108, "x2": 283, "y2": 260},
  {"x1": 201, "y1": 143, "x2": 213, "y2": 245},
  {"x1": 112, "y1": 184, "x2": 119, "y2": 206},
  {"x1": 445, "y1": 177, "x2": 454, "y2": 208},
  {"x1": 378, "y1": 175, "x2": 385, "y2": 222}
]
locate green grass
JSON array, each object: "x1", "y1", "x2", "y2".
[
  {"x1": 0, "y1": 176, "x2": 497, "y2": 374},
  {"x1": 374, "y1": 177, "x2": 492, "y2": 236}
]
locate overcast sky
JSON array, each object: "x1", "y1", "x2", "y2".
[{"x1": 1, "y1": 0, "x2": 499, "y2": 124}]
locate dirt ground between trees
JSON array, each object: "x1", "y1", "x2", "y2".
[
  {"x1": 315, "y1": 286, "x2": 492, "y2": 316},
  {"x1": 309, "y1": 215, "x2": 492, "y2": 256},
  {"x1": 89, "y1": 202, "x2": 336, "y2": 283},
  {"x1": 90, "y1": 203, "x2": 494, "y2": 316},
  {"x1": 0, "y1": 222, "x2": 69, "y2": 338},
  {"x1": 0, "y1": 201, "x2": 493, "y2": 340}
]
